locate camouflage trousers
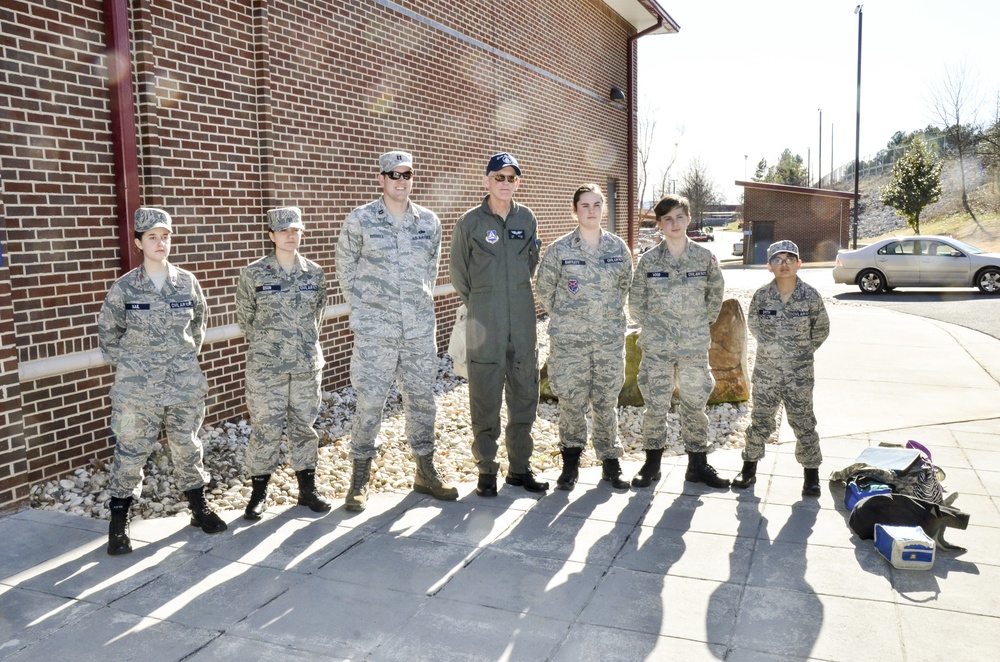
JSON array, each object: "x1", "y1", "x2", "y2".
[
  {"x1": 349, "y1": 333, "x2": 436, "y2": 460},
  {"x1": 638, "y1": 349, "x2": 714, "y2": 453},
  {"x1": 108, "y1": 398, "x2": 209, "y2": 499},
  {"x1": 244, "y1": 369, "x2": 322, "y2": 475},
  {"x1": 468, "y1": 341, "x2": 538, "y2": 475},
  {"x1": 744, "y1": 361, "x2": 822, "y2": 468},
  {"x1": 547, "y1": 336, "x2": 625, "y2": 460}
]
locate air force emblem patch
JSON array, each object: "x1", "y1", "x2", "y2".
[
  {"x1": 568, "y1": 279, "x2": 579, "y2": 294},
  {"x1": 486, "y1": 229, "x2": 499, "y2": 244}
]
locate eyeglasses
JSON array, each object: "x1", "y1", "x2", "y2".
[
  {"x1": 382, "y1": 171, "x2": 413, "y2": 180},
  {"x1": 491, "y1": 174, "x2": 518, "y2": 183},
  {"x1": 769, "y1": 256, "x2": 798, "y2": 266}
]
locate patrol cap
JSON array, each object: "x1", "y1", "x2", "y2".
[
  {"x1": 379, "y1": 151, "x2": 413, "y2": 173},
  {"x1": 485, "y1": 152, "x2": 521, "y2": 176},
  {"x1": 767, "y1": 240, "x2": 800, "y2": 261},
  {"x1": 134, "y1": 207, "x2": 172, "y2": 234},
  {"x1": 267, "y1": 206, "x2": 305, "y2": 232}
]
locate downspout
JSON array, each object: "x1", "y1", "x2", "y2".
[
  {"x1": 627, "y1": 17, "x2": 663, "y2": 251},
  {"x1": 103, "y1": 0, "x2": 141, "y2": 275}
]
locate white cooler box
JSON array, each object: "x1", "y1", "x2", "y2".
[{"x1": 874, "y1": 524, "x2": 935, "y2": 570}]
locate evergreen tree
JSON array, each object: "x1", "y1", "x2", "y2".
[{"x1": 878, "y1": 138, "x2": 942, "y2": 235}]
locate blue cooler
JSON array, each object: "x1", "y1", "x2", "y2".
[
  {"x1": 845, "y1": 481, "x2": 891, "y2": 510},
  {"x1": 874, "y1": 524, "x2": 935, "y2": 570}
]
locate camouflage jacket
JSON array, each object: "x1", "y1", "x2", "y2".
[
  {"x1": 535, "y1": 227, "x2": 633, "y2": 342},
  {"x1": 336, "y1": 197, "x2": 441, "y2": 339},
  {"x1": 449, "y1": 196, "x2": 540, "y2": 363},
  {"x1": 97, "y1": 262, "x2": 208, "y2": 405},
  {"x1": 629, "y1": 239, "x2": 724, "y2": 355},
  {"x1": 749, "y1": 277, "x2": 830, "y2": 364},
  {"x1": 236, "y1": 252, "x2": 327, "y2": 373}
]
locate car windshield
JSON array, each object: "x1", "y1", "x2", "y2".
[{"x1": 944, "y1": 238, "x2": 984, "y2": 255}]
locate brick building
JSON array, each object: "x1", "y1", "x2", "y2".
[
  {"x1": 736, "y1": 180, "x2": 856, "y2": 264},
  {"x1": 0, "y1": 0, "x2": 678, "y2": 509}
]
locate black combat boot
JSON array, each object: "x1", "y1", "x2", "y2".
[
  {"x1": 601, "y1": 459, "x2": 630, "y2": 489},
  {"x1": 685, "y1": 451, "x2": 731, "y2": 489},
  {"x1": 184, "y1": 486, "x2": 228, "y2": 533},
  {"x1": 505, "y1": 468, "x2": 550, "y2": 493},
  {"x1": 631, "y1": 449, "x2": 663, "y2": 488},
  {"x1": 802, "y1": 468, "x2": 821, "y2": 497},
  {"x1": 731, "y1": 461, "x2": 758, "y2": 489},
  {"x1": 296, "y1": 468, "x2": 333, "y2": 512},
  {"x1": 107, "y1": 496, "x2": 133, "y2": 556},
  {"x1": 556, "y1": 447, "x2": 583, "y2": 491},
  {"x1": 243, "y1": 474, "x2": 270, "y2": 521},
  {"x1": 345, "y1": 458, "x2": 373, "y2": 511},
  {"x1": 476, "y1": 472, "x2": 498, "y2": 497}
]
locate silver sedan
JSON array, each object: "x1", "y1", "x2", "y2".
[{"x1": 833, "y1": 235, "x2": 1000, "y2": 295}]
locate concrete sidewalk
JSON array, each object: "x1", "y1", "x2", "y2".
[{"x1": 2, "y1": 304, "x2": 999, "y2": 661}]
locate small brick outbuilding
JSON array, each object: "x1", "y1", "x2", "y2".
[{"x1": 736, "y1": 181, "x2": 856, "y2": 264}]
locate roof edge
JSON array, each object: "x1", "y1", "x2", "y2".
[
  {"x1": 602, "y1": 0, "x2": 681, "y2": 34},
  {"x1": 736, "y1": 180, "x2": 856, "y2": 200}
]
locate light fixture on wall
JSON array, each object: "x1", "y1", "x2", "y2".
[{"x1": 610, "y1": 86, "x2": 626, "y2": 102}]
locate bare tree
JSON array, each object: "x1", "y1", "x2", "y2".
[
  {"x1": 979, "y1": 91, "x2": 1000, "y2": 184},
  {"x1": 929, "y1": 61, "x2": 983, "y2": 225},
  {"x1": 637, "y1": 110, "x2": 684, "y2": 225},
  {"x1": 637, "y1": 110, "x2": 657, "y2": 224},
  {"x1": 679, "y1": 157, "x2": 720, "y2": 228},
  {"x1": 653, "y1": 128, "x2": 684, "y2": 200}
]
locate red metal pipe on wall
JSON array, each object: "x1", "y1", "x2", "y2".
[{"x1": 102, "y1": 0, "x2": 141, "y2": 275}]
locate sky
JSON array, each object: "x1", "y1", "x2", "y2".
[{"x1": 637, "y1": 0, "x2": 1000, "y2": 203}]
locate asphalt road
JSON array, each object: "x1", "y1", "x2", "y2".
[
  {"x1": 722, "y1": 265, "x2": 1000, "y2": 341},
  {"x1": 829, "y1": 287, "x2": 1000, "y2": 341}
]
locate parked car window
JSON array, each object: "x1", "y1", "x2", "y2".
[
  {"x1": 946, "y1": 238, "x2": 981, "y2": 255},
  {"x1": 878, "y1": 241, "x2": 901, "y2": 255}
]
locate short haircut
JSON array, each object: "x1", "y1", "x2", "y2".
[{"x1": 653, "y1": 194, "x2": 690, "y2": 220}]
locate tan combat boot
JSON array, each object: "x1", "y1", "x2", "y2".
[
  {"x1": 345, "y1": 458, "x2": 373, "y2": 512},
  {"x1": 413, "y1": 454, "x2": 458, "y2": 501}
]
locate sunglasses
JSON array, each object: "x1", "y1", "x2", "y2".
[
  {"x1": 382, "y1": 171, "x2": 413, "y2": 180},
  {"x1": 491, "y1": 174, "x2": 518, "y2": 183}
]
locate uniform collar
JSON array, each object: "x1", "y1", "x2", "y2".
[
  {"x1": 265, "y1": 251, "x2": 305, "y2": 275},
  {"x1": 480, "y1": 195, "x2": 519, "y2": 222},
  {"x1": 377, "y1": 197, "x2": 414, "y2": 225},
  {"x1": 570, "y1": 227, "x2": 607, "y2": 254},
  {"x1": 136, "y1": 261, "x2": 179, "y2": 289}
]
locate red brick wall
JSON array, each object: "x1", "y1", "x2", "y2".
[
  {"x1": 0, "y1": 0, "x2": 634, "y2": 509},
  {"x1": 0, "y1": 196, "x2": 29, "y2": 505},
  {"x1": 744, "y1": 188, "x2": 852, "y2": 262}
]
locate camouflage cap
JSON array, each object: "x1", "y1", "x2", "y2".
[
  {"x1": 767, "y1": 240, "x2": 800, "y2": 261},
  {"x1": 485, "y1": 152, "x2": 521, "y2": 176},
  {"x1": 267, "y1": 206, "x2": 304, "y2": 232},
  {"x1": 378, "y1": 151, "x2": 413, "y2": 173},
  {"x1": 134, "y1": 207, "x2": 172, "y2": 234}
]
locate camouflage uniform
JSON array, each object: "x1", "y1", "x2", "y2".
[
  {"x1": 449, "y1": 196, "x2": 541, "y2": 475},
  {"x1": 629, "y1": 240, "x2": 724, "y2": 452},
  {"x1": 98, "y1": 262, "x2": 210, "y2": 499},
  {"x1": 236, "y1": 251, "x2": 327, "y2": 475},
  {"x1": 335, "y1": 196, "x2": 441, "y2": 460},
  {"x1": 744, "y1": 278, "x2": 830, "y2": 468},
  {"x1": 535, "y1": 228, "x2": 632, "y2": 459}
]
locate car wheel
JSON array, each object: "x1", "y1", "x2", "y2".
[
  {"x1": 976, "y1": 267, "x2": 1000, "y2": 294},
  {"x1": 857, "y1": 269, "x2": 885, "y2": 294}
]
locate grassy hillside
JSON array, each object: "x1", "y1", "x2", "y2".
[{"x1": 863, "y1": 157, "x2": 1000, "y2": 251}]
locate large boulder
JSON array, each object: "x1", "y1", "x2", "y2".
[
  {"x1": 707, "y1": 298, "x2": 750, "y2": 405},
  {"x1": 539, "y1": 298, "x2": 750, "y2": 407}
]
